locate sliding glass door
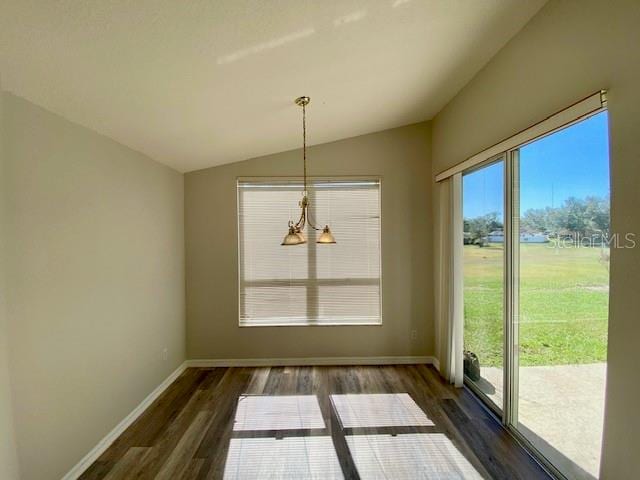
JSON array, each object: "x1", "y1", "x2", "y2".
[
  {"x1": 462, "y1": 111, "x2": 610, "y2": 480},
  {"x1": 512, "y1": 111, "x2": 610, "y2": 480},
  {"x1": 462, "y1": 158, "x2": 505, "y2": 412}
]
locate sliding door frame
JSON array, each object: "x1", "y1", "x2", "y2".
[
  {"x1": 504, "y1": 146, "x2": 570, "y2": 480},
  {"x1": 457, "y1": 96, "x2": 609, "y2": 480},
  {"x1": 503, "y1": 150, "x2": 518, "y2": 426}
]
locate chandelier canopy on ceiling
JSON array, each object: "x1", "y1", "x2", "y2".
[{"x1": 281, "y1": 96, "x2": 336, "y2": 246}]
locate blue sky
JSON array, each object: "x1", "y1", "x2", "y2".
[{"x1": 463, "y1": 111, "x2": 610, "y2": 219}]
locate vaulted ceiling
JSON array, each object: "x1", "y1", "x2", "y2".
[{"x1": 0, "y1": 0, "x2": 546, "y2": 172}]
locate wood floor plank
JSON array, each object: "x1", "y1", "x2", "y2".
[
  {"x1": 103, "y1": 447, "x2": 151, "y2": 480},
  {"x1": 94, "y1": 368, "x2": 208, "y2": 465},
  {"x1": 155, "y1": 410, "x2": 215, "y2": 480},
  {"x1": 244, "y1": 367, "x2": 270, "y2": 395},
  {"x1": 195, "y1": 368, "x2": 253, "y2": 479},
  {"x1": 81, "y1": 364, "x2": 551, "y2": 480},
  {"x1": 182, "y1": 458, "x2": 205, "y2": 479},
  {"x1": 319, "y1": 366, "x2": 360, "y2": 480},
  {"x1": 114, "y1": 370, "x2": 224, "y2": 479},
  {"x1": 78, "y1": 460, "x2": 113, "y2": 480}
]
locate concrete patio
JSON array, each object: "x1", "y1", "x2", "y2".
[{"x1": 478, "y1": 363, "x2": 606, "y2": 479}]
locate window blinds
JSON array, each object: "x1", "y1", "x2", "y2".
[{"x1": 237, "y1": 179, "x2": 382, "y2": 326}]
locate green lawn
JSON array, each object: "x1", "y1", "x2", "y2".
[{"x1": 463, "y1": 243, "x2": 609, "y2": 367}]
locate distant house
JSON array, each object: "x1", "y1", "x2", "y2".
[
  {"x1": 520, "y1": 233, "x2": 549, "y2": 243},
  {"x1": 487, "y1": 230, "x2": 504, "y2": 243},
  {"x1": 485, "y1": 230, "x2": 549, "y2": 244}
]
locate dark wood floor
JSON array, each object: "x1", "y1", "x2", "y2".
[{"x1": 80, "y1": 365, "x2": 550, "y2": 479}]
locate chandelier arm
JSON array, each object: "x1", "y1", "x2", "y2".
[
  {"x1": 293, "y1": 207, "x2": 306, "y2": 231},
  {"x1": 305, "y1": 205, "x2": 322, "y2": 231}
]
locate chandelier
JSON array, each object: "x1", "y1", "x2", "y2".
[{"x1": 281, "y1": 96, "x2": 336, "y2": 246}]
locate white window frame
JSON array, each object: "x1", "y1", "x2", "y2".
[{"x1": 236, "y1": 176, "x2": 383, "y2": 327}]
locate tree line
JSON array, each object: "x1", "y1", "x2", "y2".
[{"x1": 464, "y1": 195, "x2": 610, "y2": 246}]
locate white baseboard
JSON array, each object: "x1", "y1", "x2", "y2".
[
  {"x1": 185, "y1": 356, "x2": 438, "y2": 368},
  {"x1": 432, "y1": 357, "x2": 441, "y2": 371},
  {"x1": 62, "y1": 362, "x2": 187, "y2": 480}
]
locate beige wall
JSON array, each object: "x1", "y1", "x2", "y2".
[
  {"x1": 0, "y1": 79, "x2": 20, "y2": 479},
  {"x1": 185, "y1": 122, "x2": 433, "y2": 360},
  {"x1": 2, "y1": 93, "x2": 186, "y2": 480},
  {"x1": 432, "y1": 1, "x2": 640, "y2": 478}
]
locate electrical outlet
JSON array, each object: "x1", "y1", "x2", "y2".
[
  {"x1": 410, "y1": 330, "x2": 417, "y2": 341},
  {"x1": 162, "y1": 347, "x2": 168, "y2": 361}
]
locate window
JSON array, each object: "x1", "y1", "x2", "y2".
[{"x1": 237, "y1": 179, "x2": 381, "y2": 326}]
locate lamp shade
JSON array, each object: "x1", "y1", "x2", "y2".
[
  {"x1": 317, "y1": 226, "x2": 336, "y2": 244},
  {"x1": 295, "y1": 229, "x2": 307, "y2": 243},
  {"x1": 282, "y1": 226, "x2": 306, "y2": 246}
]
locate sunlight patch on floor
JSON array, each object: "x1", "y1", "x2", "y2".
[
  {"x1": 233, "y1": 395, "x2": 325, "y2": 431},
  {"x1": 331, "y1": 393, "x2": 434, "y2": 428},
  {"x1": 345, "y1": 433, "x2": 482, "y2": 479},
  {"x1": 224, "y1": 436, "x2": 343, "y2": 480}
]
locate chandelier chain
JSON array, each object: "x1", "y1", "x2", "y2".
[{"x1": 302, "y1": 102, "x2": 307, "y2": 193}]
